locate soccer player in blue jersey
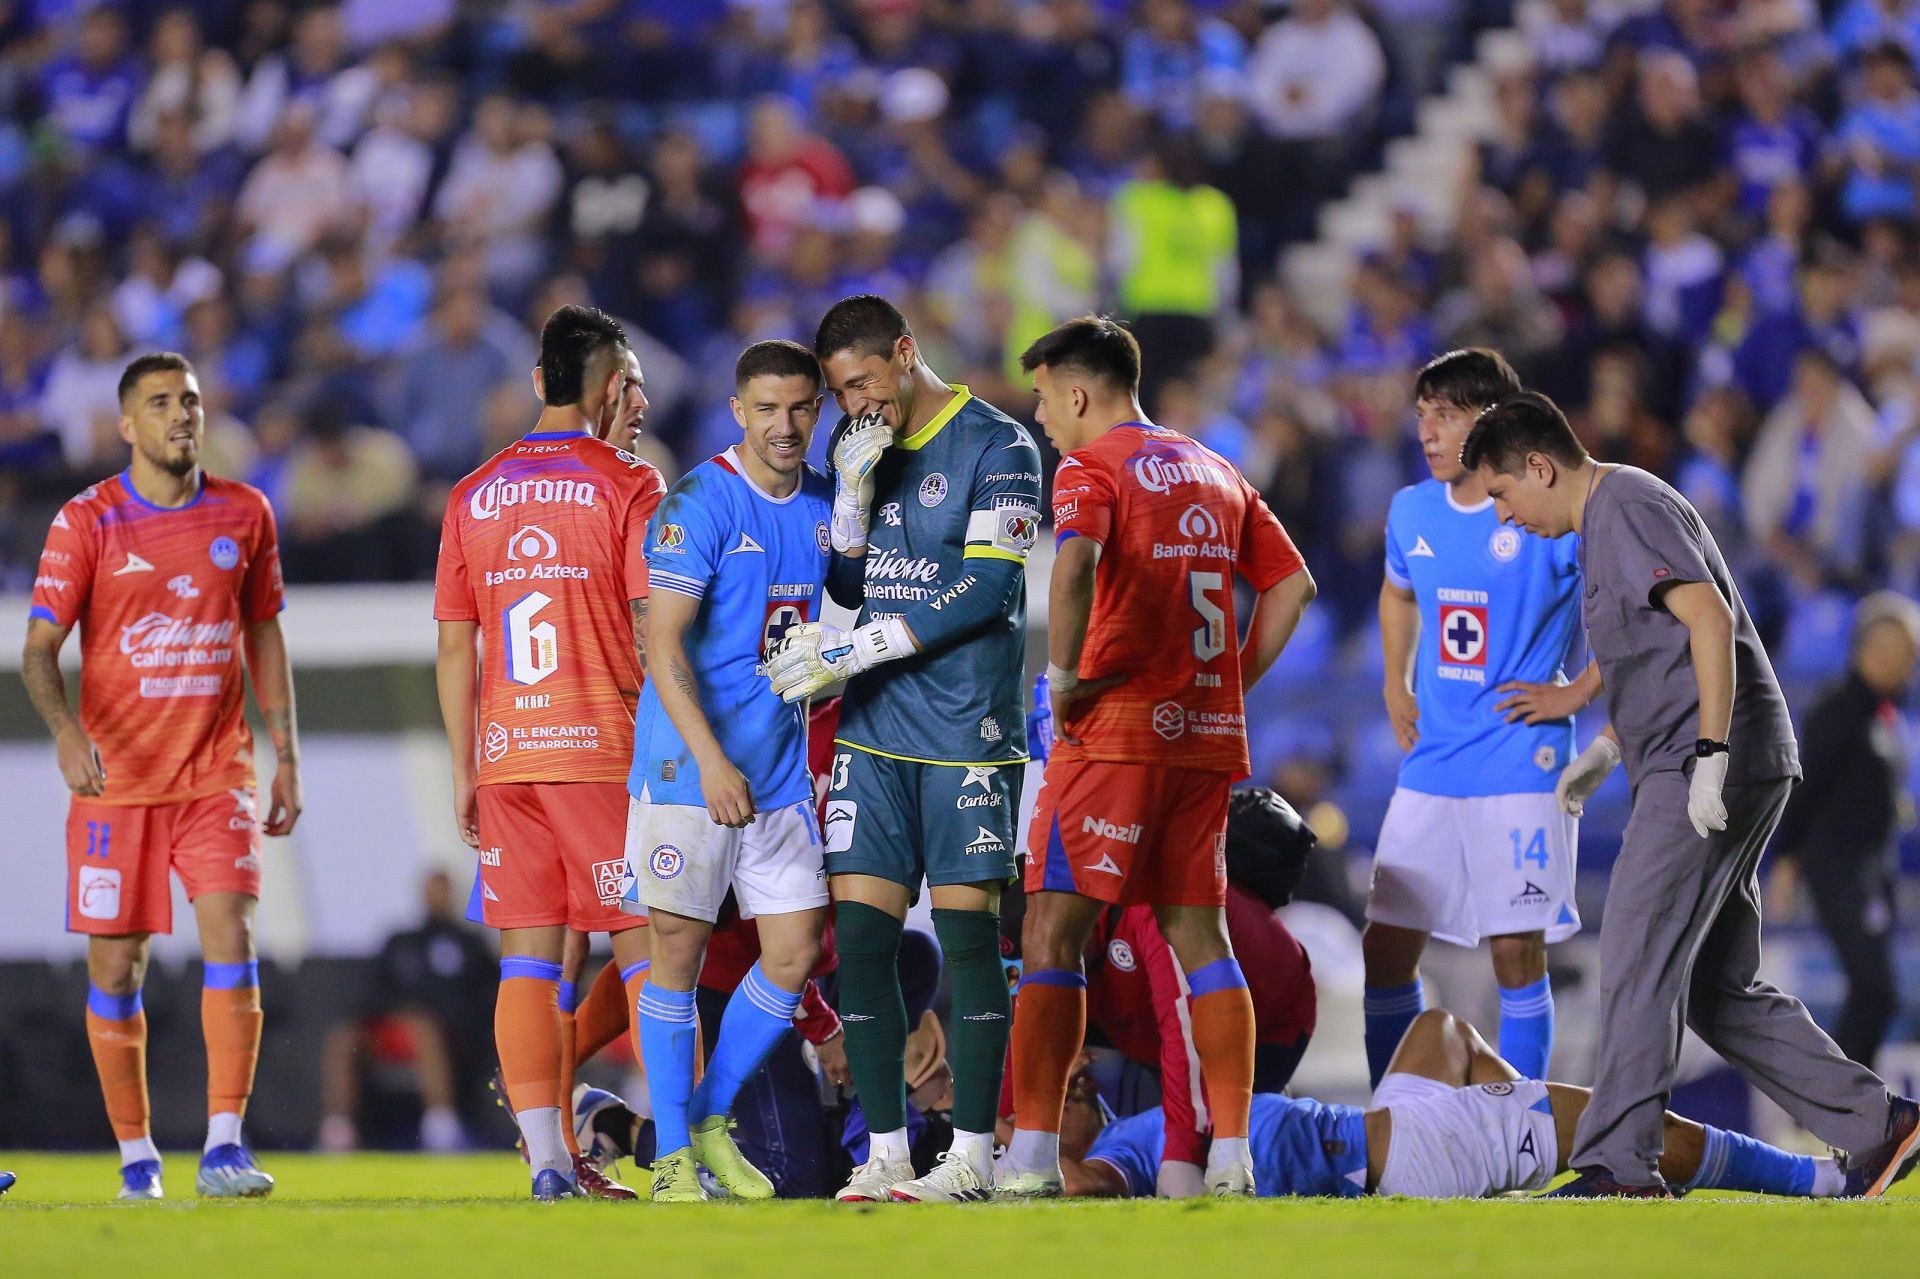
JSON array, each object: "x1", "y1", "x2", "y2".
[
  {"x1": 1365, "y1": 349, "x2": 1597, "y2": 1087},
  {"x1": 1063, "y1": 1008, "x2": 1844, "y2": 1201},
  {"x1": 621, "y1": 340, "x2": 835, "y2": 1202},
  {"x1": 767, "y1": 295, "x2": 1043, "y2": 1203}
]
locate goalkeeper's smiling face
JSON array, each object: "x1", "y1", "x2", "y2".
[
  {"x1": 734, "y1": 372, "x2": 823, "y2": 482},
  {"x1": 820, "y1": 337, "x2": 916, "y2": 436}
]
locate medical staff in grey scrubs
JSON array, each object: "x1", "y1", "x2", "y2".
[{"x1": 1459, "y1": 391, "x2": 1920, "y2": 1200}]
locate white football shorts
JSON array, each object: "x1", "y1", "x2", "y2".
[
  {"x1": 1366, "y1": 789, "x2": 1580, "y2": 947},
  {"x1": 1373, "y1": 1073, "x2": 1559, "y2": 1198},
  {"x1": 621, "y1": 787, "x2": 828, "y2": 924}
]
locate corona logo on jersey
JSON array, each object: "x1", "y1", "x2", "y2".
[
  {"x1": 1436, "y1": 587, "x2": 1491, "y2": 681},
  {"x1": 468, "y1": 474, "x2": 599, "y2": 521},
  {"x1": 1130, "y1": 450, "x2": 1232, "y2": 495}
]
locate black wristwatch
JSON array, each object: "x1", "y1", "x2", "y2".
[{"x1": 1694, "y1": 739, "x2": 1730, "y2": 757}]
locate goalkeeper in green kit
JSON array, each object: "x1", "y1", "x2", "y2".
[{"x1": 767, "y1": 295, "x2": 1042, "y2": 1202}]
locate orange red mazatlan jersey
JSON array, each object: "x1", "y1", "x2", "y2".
[
  {"x1": 1049, "y1": 424, "x2": 1305, "y2": 780},
  {"x1": 29, "y1": 471, "x2": 285, "y2": 804},
  {"x1": 433, "y1": 428, "x2": 665, "y2": 786}
]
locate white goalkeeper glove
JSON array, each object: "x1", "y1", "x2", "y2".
[
  {"x1": 1688, "y1": 749, "x2": 1729, "y2": 839},
  {"x1": 1554, "y1": 734, "x2": 1620, "y2": 818},
  {"x1": 830, "y1": 412, "x2": 892, "y2": 554},
  {"x1": 766, "y1": 618, "x2": 916, "y2": 704}
]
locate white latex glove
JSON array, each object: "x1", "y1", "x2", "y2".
[
  {"x1": 830, "y1": 412, "x2": 892, "y2": 553},
  {"x1": 1688, "y1": 750, "x2": 1730, "y2": 838},
  {"x1": 1157, "y1": 1160, "x2": 1205, "y2": 1199},
  {"x1": 1555, "y1": 735, "x2": 1621, "y2": 817},
  {"x1": 766, "y1": 618, "x2": 916, "y2": 703}
]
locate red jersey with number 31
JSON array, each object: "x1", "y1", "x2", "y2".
[
  {"x1": 1050, "y1": 425, "x2": 1303, "y2": 778},
  {"x1": 29, "y1": 472, "x2": 284, "y2": 805},
  {"x1": 433, "y1": 430, "x2": 665, "y2": 786}
]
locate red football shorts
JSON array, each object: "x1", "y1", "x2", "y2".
[
  {"x1": 476, "y1": 781, "x2": 640, "y2": 932},
  {"x1": 1024, "y1": 758, "x2": 1232, "y2": 907},
  {"x1": 66, "y1": 789, "x2": 264, "y2": 936}
]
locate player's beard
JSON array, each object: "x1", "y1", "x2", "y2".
[{"x1": 143, "y1": 435, "x2": 200, "y2": 478}]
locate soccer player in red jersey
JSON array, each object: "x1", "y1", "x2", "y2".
[
  {"x1": 996, "y1": 317, "x2": 1317, "y2": 1198},
  {"x1": 23, "y1": 353, "x2": 300, "y2": 1201},
  {"x1": 434, "y1": 306, "x2": 663, "y2": 1200}
]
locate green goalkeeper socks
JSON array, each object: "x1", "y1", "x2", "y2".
[
  {"x1": 835, "y1": 901, "x2": 909, "y2": 1135},
  {"x1": 932, "y1": 908, "x2": 1010, "y2": 1136}
]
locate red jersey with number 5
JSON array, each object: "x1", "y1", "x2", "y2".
[
  {"x1": 1050, "y1": 425, "x2": 1303, "y2": 777},
  {"x1": 433, "y1": 430, "x2": 665, "y2": 786},
  {"x1": 29, "y1": 471, "x2": 284, "y2": 805}
]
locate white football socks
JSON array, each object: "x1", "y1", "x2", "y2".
[
  {"x1": 868, "y1": 1126, "x2": 911, "y2": 1163},
  {"x1": 119, "y1": 1135, "x2": 161, "y2": 1167},
  {"x1": 515, "y1": 1106, "x2": 571, "y2": 1177},
  {"x1": 205, "y1": 1111, "x2": 243, "y2": 1153},
  {"x1": 1004, "y1": 1128, "x2": 1061, "y2": 1173},
  {"x1": 950, "y1": 1128, "x2": 995, "y2": 1179}
]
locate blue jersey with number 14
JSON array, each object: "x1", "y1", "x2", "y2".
[
  {"x1": 1384, "y1": 480, "x2": 1581, "y2": 798},
  {"x1": 630, "y1": 448, "x2": 832, "y2": 811}
]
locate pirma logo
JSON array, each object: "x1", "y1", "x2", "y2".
[
  {"x1": 649, "y1": 844, "x2": 685, "y2": 880},
  {"x1": 77, "y1": 866, "x2": 122, "y2": 921},
  {"x1": 824, "y1": 800, "x2": 857, "y2": 853}
]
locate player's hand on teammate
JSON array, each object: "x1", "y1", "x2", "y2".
[
  {"x1": 1553, "y1": 734, "x2": 1621, "y2": 818},
  {"x1": 767, "y1": 619, "x2": 914, "y2": 704},
  {"x1": 1493, "y1": 679, "x2": 1584, "y2": 726},
  {"x1": 452, "y1": 769, "x2": 480, "y2": 848},
  {"x1": 1156, "y1": 1160, "x2": 1205, "y2": 1199},
  {"x1": 55, "y1": 723, "x2": 106, "y2": 797},
  {"x1": 1687, "y1": 750, "x2": 1729, "y2": 839},
  {"x1": 1047, "y1": 667, "x2": 1125, "y2": 747},
  {"x1": 265, "y1": 764, "x2": 303, "y2": 837},
  {"x1": 829, "y1": 412, "x2": 892, "y2": 553},
  {"x1": 1384, "y1": 679, "x2": 1420, "y2": 751},
  {"x1": 701, "y1": 755, "x2": 756, "y2": 828}
]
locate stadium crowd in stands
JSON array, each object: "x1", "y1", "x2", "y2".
[{"x1": 0, "y1": 1, "x2": 1917, "y2": 671}]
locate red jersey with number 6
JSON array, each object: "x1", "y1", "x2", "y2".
[
  {"x1": 433, "y1": 429, "x2": 665, "y2": 786},
  {"x1": 1050, "y1": 425, "x2": 1303, "y2": 778},
  {"x1": 29, "y1": 471, "x2": 284, "y2": 805}
]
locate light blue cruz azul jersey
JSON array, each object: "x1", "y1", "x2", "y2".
[
  {"x1": 631, "y1": 447, "x2": 833, "y2": 811},
  {"x1": 830, "y1": 385, "x2": 1042, "y2": 766},
  {"x1": 1385, "y1": 479, "x2": 1582, "y2": 797}
]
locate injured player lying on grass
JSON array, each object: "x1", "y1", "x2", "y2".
[{"x1": 1060, "y1": 1009, "x2": 1855, "y2": 1200}]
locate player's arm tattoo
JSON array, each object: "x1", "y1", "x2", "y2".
[
  {"x1": 21, "y1": 640, "x2": 78, "y2": 736},
  {"x1": 263, "y1": 707, "x2": 297, "y2": 764},
  {"x1": 668, "y1": 652, "x2": 699, "y2": 704},
  {"x1": 631, "y1": 598, "x2": 648, "y2": 673}
]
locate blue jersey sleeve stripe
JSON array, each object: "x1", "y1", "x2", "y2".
[
  {"x1": 28, "y1": 605, "x2": 58, "y2": 624},
  {"x1": 1383, "y1": 559, "x2": 1411, "y2": 590}
]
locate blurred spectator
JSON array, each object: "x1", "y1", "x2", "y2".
[
  {"x1": 1604, "y1": 49, "x2": 1719, "y2": 201},
  {"x1": 1733, "y1": 250, "x2": 1866, "y2": 411},
  {"x1": 317, "y1": 871, "x2": 496, "y2": 1153},
  {"x1": 1521, "y1": 0, "x2": 1621, "y2": 74},
  {"x1": 1675, "y1": 385, "x2": 1755, "y2": 548},
  {"x1": 351, "y1": 76, "x2": 457, "y2": 259},
  {"x1": 1773, "y1": 591, "x2": 1920, "y2": 1069},
  {"x1": 236, "y1": 105, "x2": 356, "y2": 266},
  {"x1": 1372, "y1": 0, "x2": 1463, "y2": 108},
  {"x1": 1119, "y1": 0, "x2": 1247, "y2": 131},
  {"x1": 235, "y1": 3, "x2": 379, "y2": 152},
  {"x1": 129, "y1": 8, "x2": 243, "y2": 156},
  {"x1": 1110, "y1": 133, "x2": 1236, "y2": 410},
  {"x1": 433, "y1": 95, "x2": 563, "y2": 299},
  {"x1": 1727, "y1": 46, "x2": 1821, "y2": 223},
  {"x1": 1435, "y1": 238, "x2": 1564, "y2": 386},
  {"x1": 1830, "y1": 0, "x2": 1920, "y2": 63},
  {"x1": 38, "y1": 7, "x2": 140, "y2": 156},
  {"x1": 1833, "y1": 41, "x2": 1920, "y2": 226},
  {"x1": 738, "y1": 96, "x2": 856, "y2": 262},
  {"x1": 39, "y1": 303, "x2": 128, "y2": 467},
  {"x1": 1247, "y1": 0, "x2": 1384, "y2": 240},
  {"x1": 388, "y1": 285, "x2": 534, "y2": 481},
  {"x1": 1744, "y1": 349, "x2": 1878, "y2": 590},
  {"x1": 279, "y1": 399, "x2": 420, "y2": 582},
  {"x1": 1641, "y1": 193, "x2": 1723, "y2": 344}
]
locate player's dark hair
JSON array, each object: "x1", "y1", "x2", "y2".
[
  {"x1": 734, "y1": 339, "x2": 822, "y2": 392},
  {"x1": 117, "y1": 352, "x2": 195, "y2": 406},
  {"x1": 1413, "y1": 348, "x2": 1521, "y2": 412},
  {"x1": 1018, "y1": 315, "x2": 1142, "y2": 395},
  {"x1": 538, "y1": 304, "x2": 627, "y2": 407},
  {"x1": 813, "y1": 294, "x2": 910, "y2": 363},
  {"x1": 1459, "y1": 391, "x2": 1589, "y2": 475}
]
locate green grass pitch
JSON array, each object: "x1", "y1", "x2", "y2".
[{"x1": 1, "y1": 1153, "x2": 1914, "y2": 1279}]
